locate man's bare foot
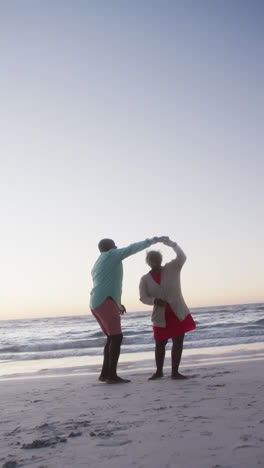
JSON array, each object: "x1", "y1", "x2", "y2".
[
  {"x1": 106, "y1": 376, "x2": 131, "y2": 384},
  {"x1": 148, "y1": 372, "x2": 164, "y2": 380},
  {"x1": 171, "y1": 372, "x2": 188, "y2": 380}
]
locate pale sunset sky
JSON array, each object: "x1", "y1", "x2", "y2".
[{"x1": 1, "y1": 1, "x2": 263, "y2": 319}]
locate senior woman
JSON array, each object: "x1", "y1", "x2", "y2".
[{"x1": 139, "y1": 238, "x2": 195, "y2": 380}]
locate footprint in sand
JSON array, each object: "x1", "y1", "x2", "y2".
[
  {"x1": 2, "y1": 461, "x2": 18, "y2": 468},
  {"x1": 240, "y1": 434, "x2": 251, "y2": 441},
  {"x1": 5, "y1": 427, "x2": 21, "y2": 436},
  {"x1": 96, "y1": 439, "x2": 131, "y2": 447},
  {"x1": 234, "y1": 444, "x2": 258, "y2": 450}
]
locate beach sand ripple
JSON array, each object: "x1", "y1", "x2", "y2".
[{"x1": 0, "y1": 344, "x2": 263, "y2": 468}]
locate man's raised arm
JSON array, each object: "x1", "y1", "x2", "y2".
[{"x1": 113, "y1": 236, "x2": 169, "y2": 261}]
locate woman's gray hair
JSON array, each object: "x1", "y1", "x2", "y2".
[{"x1": 145, "y1": 250, "x2": 163, "y2": 265}]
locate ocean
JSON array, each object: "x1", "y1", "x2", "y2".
[{"x1": 0, "y1": 303, "x2": 263, "y2": 364}]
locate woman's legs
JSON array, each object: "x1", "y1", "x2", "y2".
[
  {"x1": 149, "y1": 339, "x2": 168, "y2": 380},
  {"x1": 171, "y1": 334, "x2": 187, "y2": 379}
]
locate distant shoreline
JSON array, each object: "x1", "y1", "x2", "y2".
[{"x1": 1, "y1": 342, "x2": 263, "y2": 380}]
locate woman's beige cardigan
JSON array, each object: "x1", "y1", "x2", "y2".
[{"x1": 139, "y1": 244, "x2": 190, "y2": 328}]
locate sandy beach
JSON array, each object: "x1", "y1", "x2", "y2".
[{"x1": 1, "y1": 343, "x2": 263, "y2": 468}]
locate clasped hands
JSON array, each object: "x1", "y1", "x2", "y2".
[{"x1": 155, "y1": 236, "x2": 175, "y2": 247}]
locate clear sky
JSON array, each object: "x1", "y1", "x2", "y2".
[{"x1": 1, "y1": 0, "x2": 263, "y2": 319}]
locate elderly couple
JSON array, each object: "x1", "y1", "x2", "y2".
[{"x1": 90, "y1": 236, "x2": 196, "y2": 384}]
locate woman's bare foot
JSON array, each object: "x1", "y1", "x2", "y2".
[
  {"x1": 106, "y1": 376, "x2": 131, "y2": 384},
  {"x1": 171, "y1": 372, "x2": 187, "y2": 380},
  {"x1": 148, "y1": 371, "x2": 164, "y2": 380}
]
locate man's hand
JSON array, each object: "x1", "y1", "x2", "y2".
[
  {"x1": 154, "y1": 298, "x2": 166, "y2": 306},
  {"x1": 120, "y1": 304, "x2": 127, "y2": 315}
]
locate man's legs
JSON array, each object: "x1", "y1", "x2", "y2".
[
  {"x1": 107, "y1": 333, "x2": 125, "y2": 382},
  {"x1": 171, "y1": 334, "x2": 187, "y2": 379},
  {"x1": 149, "y1": 339, "x2": 168, "y2": 380},
  {"x1": 99, "y1": 336, "x2": 110, "y2": 382},
  {"x1": 99, "y1": 333, "x2": 131, "y2": 384},
  {"x1": 92, "y1": 298, "x2": 130, "y2": 383},
  {"x1": 99, "y1": 334, "x2": 130, "y2": 383},
  {"x1": 98, "y1": 333, "x2": 131, "y2": 384}
]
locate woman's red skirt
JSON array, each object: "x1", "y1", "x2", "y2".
[
  {"x1": 150, "y1": 270, "x2": 196, "y2": 341},
  {"x1": 153, "y1": 303, "x2": 196, "y2": 341}
]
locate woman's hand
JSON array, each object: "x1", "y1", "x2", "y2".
[
  {"x1": 162, "y1": 238, "x2": 177, "y2": 248},
  {"x1": 154, "y1": 298, "x2": 166, "y2": 306}
]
